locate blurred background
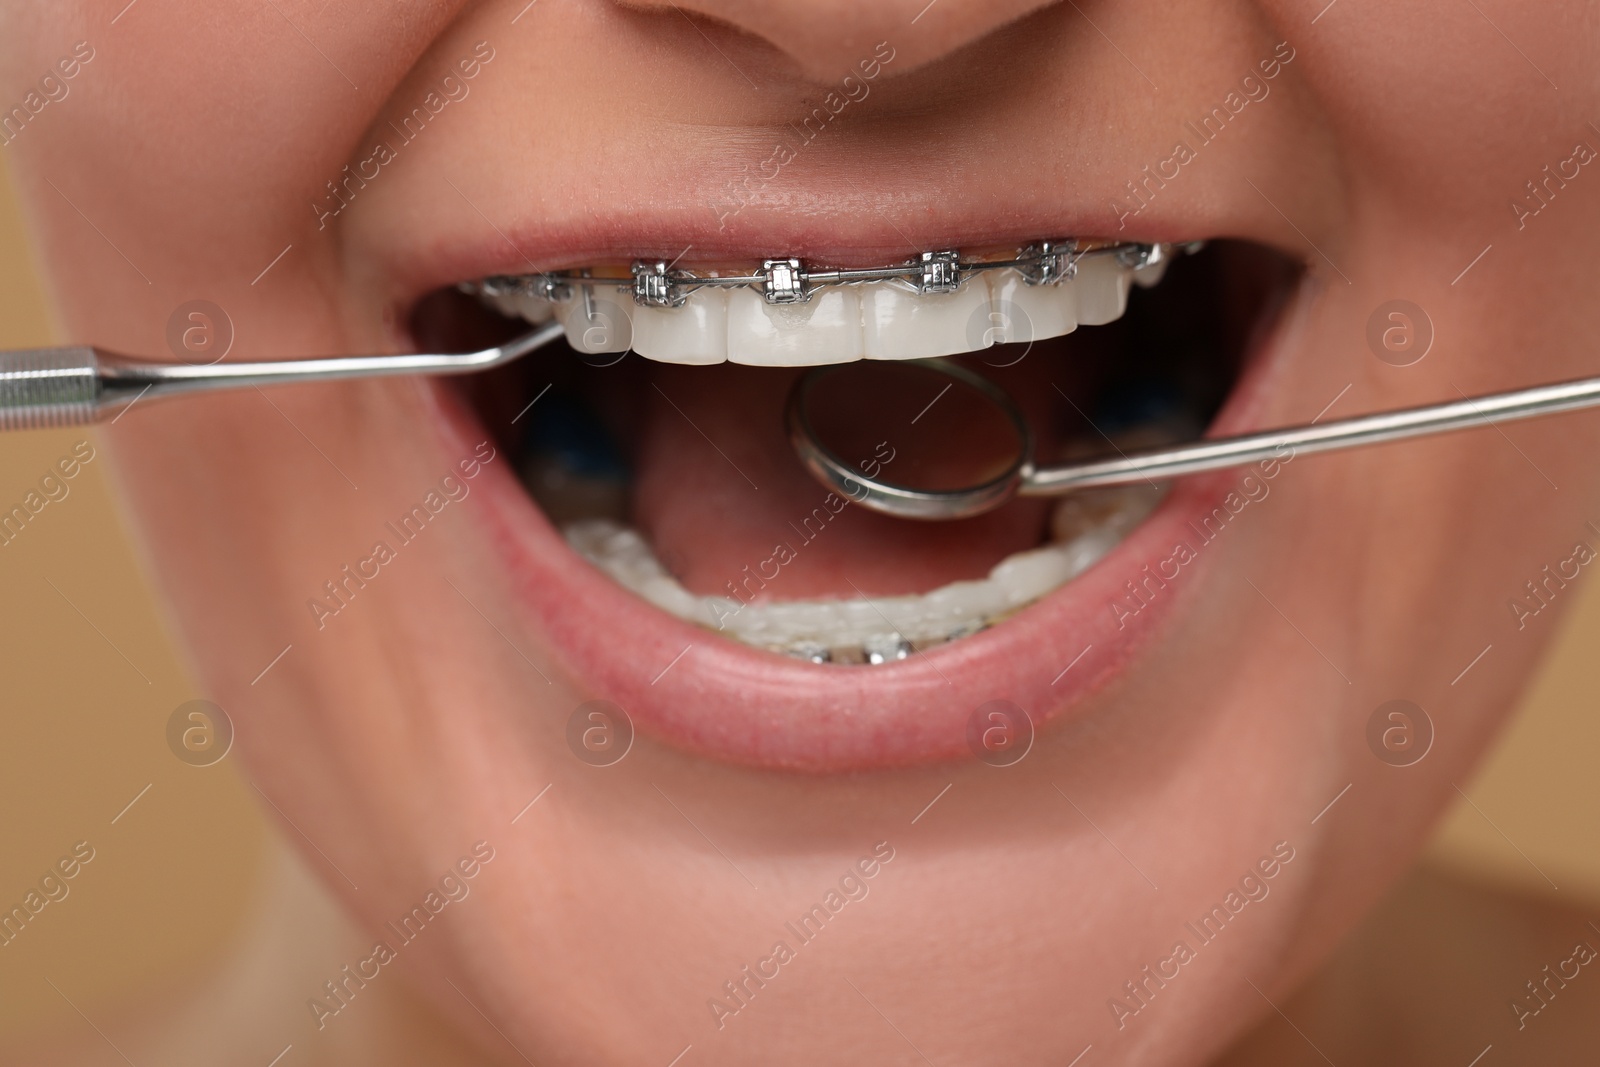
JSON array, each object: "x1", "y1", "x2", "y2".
[{"x1": 1, "y1": 156, "x2": 1597, "y2": 1041}]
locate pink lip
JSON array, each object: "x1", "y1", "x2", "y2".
[{"x1": 419, "y1": 270, "x2": 1304, "y2": 773}]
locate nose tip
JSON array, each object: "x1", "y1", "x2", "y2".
[{"x1": 620, "y1": 0, "x2": 1058, "y2": 82}]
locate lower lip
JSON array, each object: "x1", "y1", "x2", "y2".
[{"x1": 426, "y1": 283, "x2": 1302, "y2": 774}]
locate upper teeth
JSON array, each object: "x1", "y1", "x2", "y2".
[{"x1": 467, "y1": 242, "x2": 1176, "y2": 367}]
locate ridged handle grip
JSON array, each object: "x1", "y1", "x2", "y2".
[{"x1": 0, "y1": 347, "x2": 101, "y2": 430}]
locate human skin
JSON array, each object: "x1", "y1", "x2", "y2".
[{"x1": 3, "y1": 0, "x2": 1599, "y2": 1063}]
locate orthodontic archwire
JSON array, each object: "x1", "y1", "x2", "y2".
[{"x1": 464, "y1": 239, "x2": 1196, "y2": 310}]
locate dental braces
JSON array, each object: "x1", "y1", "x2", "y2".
[{"x1": 468, "y1": 240, "x2": 1187, "y2": 310}]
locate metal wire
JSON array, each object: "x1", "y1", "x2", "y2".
[{"x1": 467, "y1": 240, "x2": 1184, "y2": 309}]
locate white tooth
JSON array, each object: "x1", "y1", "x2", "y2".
[
  {"x1": 726, "y1": 286, "x2": 863, "y2": 366},
  {"x1": 982, "y1": 268, "x2": 1078, "y2": 345},
  {"x1": 483, "y1": 290, "x2": 538, "y2": 321},
  {"x1": 558, "y1": 291, "x2": 634, "y2": 354},
  {"x1": 1132, "y1": 256, "x2": 1169, "y2": 289},
  {"x1": 479, "y1": 290, "x2": 509, "y2": 317},
  {"x1": 1074, "y1": 255, "x2": 1133, "y2": 326},
  {"x1": 922, "y1": 579, "x2": 1009, "y2": 626},
  {"x1": 861, "y1": 281, "x2": 995, "y2": 360},
  {"x1": 988, "y1": 546, "x2": 1081, "y2": 606},
  {"x1": 1050, "y1": 483, "x2": 1165, "y2": 544},
  {"x1": 511, "y1": 292, "x2": 555, "y2": 322},
  {"x1": 639, "y1": 576, "x2": 731, "y2": 630},
  {"x1": 631, "y1": 288, "x2": 729, "y2": 365},
  {"x1": 565, "y1": 520, "x2": 658, "y2": 584}
]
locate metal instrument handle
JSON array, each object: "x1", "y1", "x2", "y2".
[
  {"x1": 0, "y1": 347, "x2": 103, "y2": 431},
  {"x1": 0, "y1": 321, "x2": 564, "y2": 430}
]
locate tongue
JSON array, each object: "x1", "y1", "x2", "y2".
[{"x1": 631, "y1": 358, "x2": 1064, "y2": 602}]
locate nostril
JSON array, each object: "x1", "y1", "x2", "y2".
[{"x1": 613, "y1": 0, "x2": 1057, "y2": 83}]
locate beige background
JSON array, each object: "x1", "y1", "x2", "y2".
[{"x1": 0, "y1": 157, "x2": 1596, "y2": 1039}]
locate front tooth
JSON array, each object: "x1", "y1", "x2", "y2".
[
  {"x1": 726, "y1": 286, "x2": 863, "y2": 366},
  {"x1": 511, "y1": 292, "x2": 555, "y2": 322},
  {"x1": 861, "y1": 280, "x2": 995, "y2": 360},
  {"x1": 558, "y1": 291, "x2": 634, "y2": 354},
  {"x1": 482, "y1": 289, "x2": 555, "y2": 324},
  {"x1": 1074, "y1": 255, "x2": 1133, "y2": 326},
  {"x1": 1131, "y1": 256, "x2": 1169, "y2": 289},
  {"x1": 632, "y1": 288, "x2": 729, "y2": 365},
  {"x1": 982, "y1": 268, "x2": 1078, "y2": 344}
]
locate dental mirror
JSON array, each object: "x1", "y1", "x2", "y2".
[
  {"x1": 785, "y1": 360, "x2": 1032, "y2": 520},
  {"x1": 787, "y1": 358, "x2": 1600, "y2": 521}
]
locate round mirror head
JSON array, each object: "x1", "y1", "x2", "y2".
[{"x1": 785, "y1": 359, "x2": 1032, "y2": 520}]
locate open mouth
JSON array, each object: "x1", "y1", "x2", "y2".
[{"x1": 411, "y1": 236, "x2": 1302, "y2": 770}]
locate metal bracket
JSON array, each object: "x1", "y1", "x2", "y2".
[
  {"x1": 1018, "y1": 241, "x2": 1079, "y2": 286},
  {"x1": 762, "y1": 258, "x2": 809, "y2": 304},
  {"x1": 632, "y1": 261, "x2": 685, "y2": 308},
  {"x1": 915, "y1": 250, "x2": 962, "y2": 295}
]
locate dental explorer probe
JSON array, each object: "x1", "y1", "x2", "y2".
[{"x1": 0, "y1": 320, "x2": 566, "y2": 431}]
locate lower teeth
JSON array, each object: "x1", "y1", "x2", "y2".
[{"x1": 564, "y1": 481, "x2": 1165, "y2": 663}]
